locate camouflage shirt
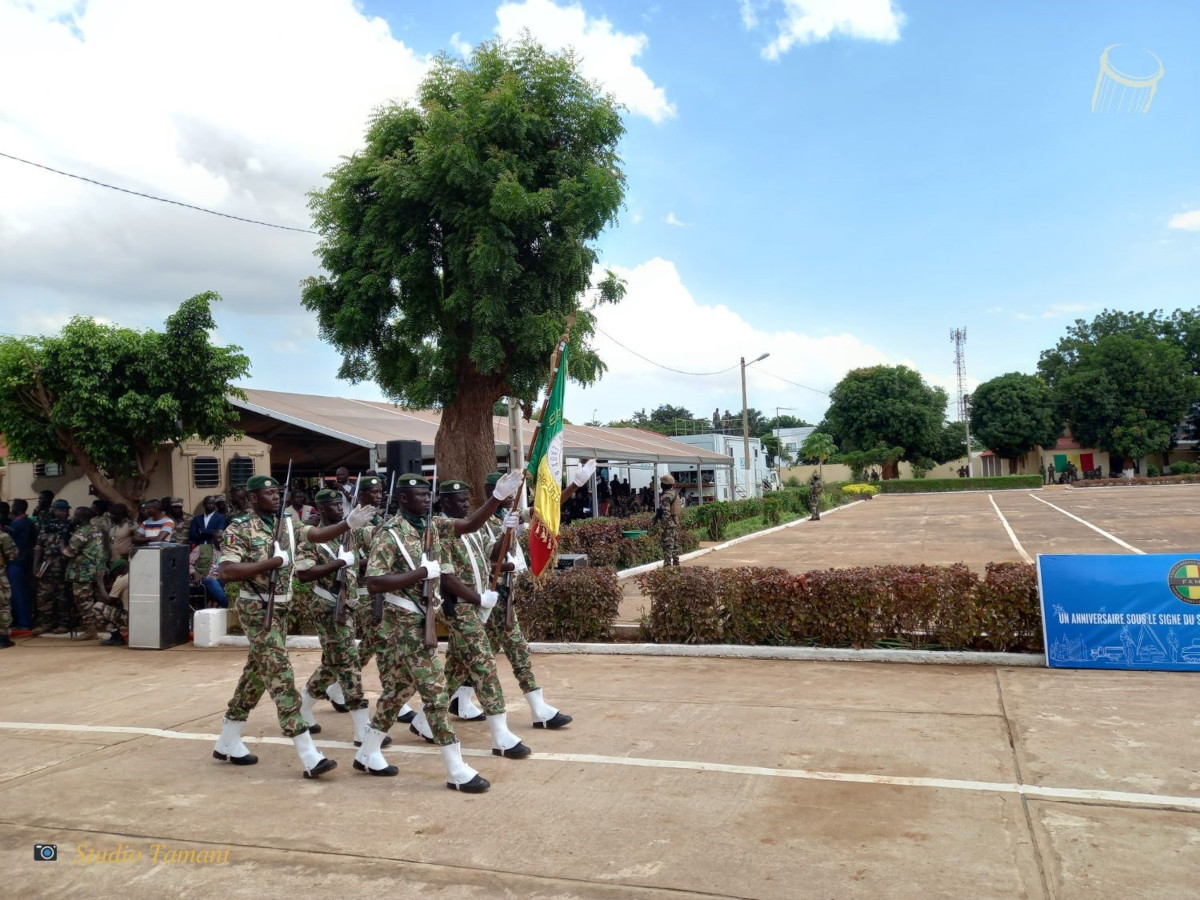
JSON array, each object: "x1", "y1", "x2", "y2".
[
  {"x1": 436, "y1": 515, "x2": 487, "y2": 593},
  {"x1": 0, "y1": 532, "x2": 16, "y2": 598},
  {"x1": 170, "y1": 513, "x2": 193, "y2": 544},
  {"x1": 658, "y1": 488, "x2": 682, "y2": 528},
  {"x1": 365, "y1": 516, "x2": 454, "y2": 606},
  {"x1": 36, "y1": 521, "x2": 73, "y2": 578},
  {"x1": 219, "y1": 509, "x2": 316, "y2": 602},
  {"x1": 65, "y1": 521, "x2": 109, "y2": 583},
  {"x1": 295, "y1": 532, "x2": 359, "y2": 607}
]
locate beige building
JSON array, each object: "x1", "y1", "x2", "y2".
[{"x1": 0, "y1": 436, "x2": 270, "y2": 514}]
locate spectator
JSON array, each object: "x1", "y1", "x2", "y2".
[
  {"x1": 5, "y1": 498, "x2": 37, "y2": 630},
  {"x1": 228, "y1": 486, "x2": 249, "y2": 515},
  {"x1": 32, "y1": 499, "x2": 73, "y2": 634},
  {"x1": 108, "y1": 504, "x2": 136, "y2": 561},
  {"x1": 34, "y1": 489, "x2": 55, "y2": 530},
  {"x1": 168, "y1": 498, "x2": 192, "y2": 545},
  {"x1": 132, "y1": 499, "x2": 174, "y2": 545},
  {"x1": 334, "y1": 466, "x2": 354, "y2": 505},
  {"x1": 286, "y1": 488, "x2": 318, "y2": 526},
  {"x1": 0, "y1": 501, "x2": 10, "y2": 531},
  {"x1": 63, "y1": 506, "x2": 108, "y2": 642},
  {"x1": 213, "y1": 493, "x2": 228, "y2": 516},
  {"x1": 189, "y1": 531, "x2": 228, "y2": 608},
  {"x1": 188, "y1": 496, "x2": 226, "y2": 546}
]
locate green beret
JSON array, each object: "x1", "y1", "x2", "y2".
[
  {"x1": 360, "y1": 476, "x2": 382, "y2": 489},
  {"x1": 313, "y1": 488, "x2": 342, "y2": 503},
  {"x1": 438, "y1": 479, "x2": 471, "y2": 495},
  {"x1": 246, "y1": 475, "x2": 280, "y2": 491},
  {"x1": 51, "y1": 499, "x2": 71, "y2": 509},
  {"x1": 396, "y1": 473, "x2": 430, "y2": 489},
  {"x1": 485, "y1": 472, "x2": 503, "y2": 486}
]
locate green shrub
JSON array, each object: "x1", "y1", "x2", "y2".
[
  {"x1": 762, "y1": 496, "x2": 783, "y2": 526},
  {"x1": 512, "y1": 567, "x2": 622, "y2": 642},
  {"x1": 841, "y1": 483, "x2": 878, "y2": 497},
  {"x1": 1169, "y1": 461, "x2": 1198, "y2": 476},
  {"x1": 876, "y1": 475, "x2": 1042, "y2": 493},
  {"x1": 1071, "y1": 473, "x2": 1200, "y2": 488},
  {"x1": 1147, "y1": 465, "x2": 1160, "y2": 477},
  {"x1": 784, "y1": 475, "x2": 802, "y2": 488}
]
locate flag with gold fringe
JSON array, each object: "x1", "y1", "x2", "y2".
[{"x1": 525, "y1": 344, "x2": 568, "y2": 577}]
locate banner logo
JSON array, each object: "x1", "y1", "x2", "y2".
[{"x1": 1168, "y1": 559, "x2": 1200, "y2": 604}]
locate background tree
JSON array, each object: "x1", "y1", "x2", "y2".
[
  {"x1": 799, "y1": 431, "x2": 837, "y2": 476},
  {"x1": 1039, "y1": 326, "x2": 1197, "y2": 473},
  {"x1": 631, "y1": 404, "x2": 701, "y2": 435},
  {"x1": 764, "y1": 413, "x2": 812, "y2": 431},
  {"x1": 931, "y1": 421, "x2": 972, "y2": 466},
  {"x1": 0, "y1": 293, "x2": 249, "y2": 508},
  {"x1": 302, "y1": 38, "x2": 626, "y2": 500},
  {"x1": 759, "y1": 433, "x2": 788, "y2": 470},
  {"x1": 968, "y1": 373, "x2": 1060, "y2": 474},
  {"x1": 821, "y1": 365, "x2": 948, "y2": 479}
]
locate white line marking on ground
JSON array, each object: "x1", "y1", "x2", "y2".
[
  {"x1": 3, "y1": 721, "x2": 1196, "y2": 814},
  {"x1": 1029, "y1": 494, "x2": 1145, "y2": 554},
  {"x1": 988, "y1": 494, "x2": 1033, "y2": 564}
]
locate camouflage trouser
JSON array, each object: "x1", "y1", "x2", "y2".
[
  {"x1": 353, "y1": 594, "x2": 383, "y2": 671},
  {"x1": 660, "y1": 526, "x2": 680, "y2": 566},
  {"x1": 285, "y1": 579, "x2": 319, "y2": 635},
  {"x1": 68, "y1": 581, "x2": 99, "y2": 632},
  {"x1": 370, "y1": 604, "x2": 454, "y2": 745},
  {"x1": 94, "y1": 595, "x2": 127, "y2": 634},
  {"x1": 0, "y1": 578, "x2": 10, "y2": 633},
  {"x1": 36, "y1": 575, "x2": 69, "y2": 629},
  {"x1": 486, "y1": 587, "x2": 539, "y2": 695},
  {"x1": 305, "y1": 592, "x2": 366, "y2": 710},
  {"x1": 225, "y1": 594, "x2": 308, "y2": 738},
  {"x1": 442, "y1": 603, "x2": 505, "y2": 715},
  {"x1": 809, "y1": 489, "x2": 821, "y2": 520}
]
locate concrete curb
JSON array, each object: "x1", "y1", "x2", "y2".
[{"x1": 616, "y1": 499, "x2": 867, "y2": 581}]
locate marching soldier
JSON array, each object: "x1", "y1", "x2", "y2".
[
  {"x1": 406, "y1": 478, "x2": 530, "y2": 760},
  {"x1": 654, "y1": 474, "x2": 683, "y2": 567},
  {"x1": 355, "y1": 473, "x2": 490, "y2": 792},
  {"x1": 62, "y1": 507, "x2": 109, "y2": 642},
  {"x1": 213, "y1": 473, "x2": 374, "y2": 778}
]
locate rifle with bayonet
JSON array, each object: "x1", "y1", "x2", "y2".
[
  {"x1": 264, "y1": 459, "x2": 293, "y2": 632},
  {"x1": 371, "y1": 470, "x2": 398, "y2": 625},
  {"x1": 421, "y1": 465, "x2": 440, "y2": 648},
  {"x1": 332, "y1": 471, "x2": 361, "y2": 626}
]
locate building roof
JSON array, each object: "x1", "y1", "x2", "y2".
[{"x1": 231, "y1": 388, "x2": 735, "y2": 470}]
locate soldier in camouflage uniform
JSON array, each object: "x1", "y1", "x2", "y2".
[
  {"x1": 655, "y1": 474, "x2": 682, "y2": 566},
  {"x1": 168, "y1": 498, "x2": 193, "y2": 546},
  {"x1": 293, "y1": 488, "x2": 384, "y2": 749},
  {"x1": 214, "y1": 473, "x2": 374, "y2": 778},
  {"x1": 478, "y1": 470, "x2": 574, "y2": 730},
  {"x1": 32, "y1": 499, "x2": 73, "y2": 634},
  {"x1": 405, "y1": 478, "x2": 530, "y2": 760},
  {"x1": 0, "y1": 529, "x2": 17, "y2": 648},
  {"x1": 356, "y1": 473, "x2": 489, "y2": 792},
  {"x1": 62, "y1": 507, "x2": 109, "y2": 642},
  {"x1": 808, "y1": 472, "x2": 822, "y2": 521}
]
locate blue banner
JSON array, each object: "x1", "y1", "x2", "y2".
[{"x1": 1040, "y1": 554, "x2": 1200, "y2": 671}]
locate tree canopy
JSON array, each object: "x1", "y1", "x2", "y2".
[
  {"x1": 821, "y1": 365, "x2": 949, "y2": 478},
  {"x1": 301, "y1": 37, "x2": 627, "y2": 498},
  {"x1": 968, "y1": 373, "x2": 1060, "y2": 472},
  {"x1": 0, "y1": 293, "x2": 249, "y2": 507},
  {"x1": 799, "y1": 431, "x2": 837, "y2": 471}
]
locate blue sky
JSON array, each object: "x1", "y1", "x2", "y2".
[{"x1": 2, "y1": 0, "x2": 1197, "y2": 429}]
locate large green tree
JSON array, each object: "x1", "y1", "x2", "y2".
[
  {"x1": 1038, "y1": 318, "x2": 1197, "y2": 471},
  {"x1": 302, "y1": 38, "x2": 626, "y2": 499},
  {"x1": 0, "y1": 293, "x2": 249, "y2": 507},
  {"x1": 821, "y1": 365, "x2": 948, "y2": 478},
  {"x1": 969, "y1": 373, "x2": 1060, "y2": 473}
]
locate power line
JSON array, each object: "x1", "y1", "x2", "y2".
[
  {"x1": 755, "y1": 367, "x2": 830, "y2": 396},
  {"x1": 0, "y1": 151, "x2": 318, "y2": 235},
  {"x1": 596, "y1": 327, "x2": 742, "y2": 376}
]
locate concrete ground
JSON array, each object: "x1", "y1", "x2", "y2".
[{"x1": 6, "y1": 485, "x2": 1200, "y2": 897}]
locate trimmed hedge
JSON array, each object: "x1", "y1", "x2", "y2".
[
  {"x1": 557, "y1": 515, "x2": 700, "y2": 568},
  {"x1": 876, "y1": 475, "x2": 1043, "y2": 493},
  {"x1": 637, "y1": 562, "x2": 1042, "y2": 652},
  {"x1": 511, "y1": 567, "x2": 622, "y2": 642},
  {"x1": 1071, "y1": 473, "x2": 1200, "y2": 488}
]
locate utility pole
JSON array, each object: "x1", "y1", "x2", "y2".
[
  {"x1": 951, "y1": 328, "x2": 972, "y2": 477},
  {"x1": 740, "y1": 353, "x2": 769, "y2": 497}
]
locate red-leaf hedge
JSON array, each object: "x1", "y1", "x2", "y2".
[{"x1": 511, "y1": 567, "x2": 623, "y2": 642}]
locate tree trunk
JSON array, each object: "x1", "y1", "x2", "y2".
[
  {"x1": 62, "y1": 434, "x2": 137, "y2": 509},
  {"x1": 882, "y1": 460, "x2": 900, "y2": 480},
  {"x1": 435, "y1": 366, "x2": 508, "y2": 510},
  {"x1": 1008, "y1": 457, "x2": 1018, "y2": 475}
]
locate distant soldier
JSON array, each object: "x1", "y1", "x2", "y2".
[
  {"x1": 809, "y1": 472, "x2": 823, "y2": 521},
  {"x1": 655, "y1": 474, "x2": 683, "y2": 567},
  {"x1": 62, "y1": 507, "x2": 110, "y2": 642},
  {"x1": 32, "y1": 499, "x2": 73, "y2": 634},
  {"x1": 0, "y1": 529, "x2": 17, "y2": 648}
]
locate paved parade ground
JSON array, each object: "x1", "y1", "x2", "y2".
[{"x1": 5, "y1": 485, "x2": 1200, "y2": 898}]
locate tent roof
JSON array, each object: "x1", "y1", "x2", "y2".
[{"x1": 231, "y1": 388, "x2": 735, "y2": 468}]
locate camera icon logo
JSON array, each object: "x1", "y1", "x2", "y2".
[{"x1": 34, "y1": 843, "x2": 58, "y2": 861}]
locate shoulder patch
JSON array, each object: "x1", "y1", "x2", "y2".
[{"x1": 229, "y1": 512, "x2": 252, "y2": 525}]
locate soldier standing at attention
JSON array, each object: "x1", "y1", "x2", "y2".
[
  {"x1": 32, "y1": 499, "x2": 73, "y2": 634},
  {"x1": 808, "y1": 472, "x2": 823, "y2": 521},
  {"x1": 214, "y1": 474, "x2": 374, "y2": 777},
  {"x1": 62, "y1": 507, "x2": 109, "y2": 642},
  {"x1": 406, "y1": 478, "x2": 530, "y2": 760},
  {"x1": 355, "y1": 474, "x2": 490, "y2": 792},
  {"x1": 655, "y1": 474, "x2": 683, "y2": 567}
]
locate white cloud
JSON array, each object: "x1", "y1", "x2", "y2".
[
  {"x1": 495, "y1": 0, "x2": 675, "y2": 122},
  {"x1": 570, "y1": 257, "x2": 914, "y2": 427},
  {"x1": 753, "y1": 0, "x2": 905, "y2": 61},
  {"x1": 665, "y1": 211, "x2": 687, "y2": 227},
  {"x1": 1168, "y1": 210, "x2": 1200, "y2": 231},
  {"x1": 449, "y1": 31, "x2": 473, "y2": 57},
  {"x1": 739, "y1": 0, "x2": 764, "y2": 29}
]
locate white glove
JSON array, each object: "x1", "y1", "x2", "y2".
[
  {"x1": 573, "y1": 459, "x2": 597, "y2": 487},
  {"x1": 337, "y1": 548, "x2": 356, "y2": 569},
  {"x1": 480, "y1": 589, "x2": 499, "y2": 609},
  {"x1": 272, "y1": 543, "x2": 290, "y2": 569},
  {"x1": 503, "y1": 511, "x2": 521, "y2": 532},
  {"x1": 492, "y1": 470, "x2": 523, "y2": 501},
  {"x1": 346, "y1": 504, "x2": 374, "y2": 529},
  {"x1": 419, "y1": 554, "x2": 441, "y2": 581},
  {"x1": 508, "y1": 551, "x2": 527, "y2": 574}
]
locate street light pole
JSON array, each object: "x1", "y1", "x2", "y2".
[{"x1": 740, "y1": 352, "x2": 769, "y2": 498}]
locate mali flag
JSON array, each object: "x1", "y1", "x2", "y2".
[{"x1": 526, "y1": 344, "x2": 568, "y2": 577}]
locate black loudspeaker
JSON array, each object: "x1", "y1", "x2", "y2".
[{"x1": 386, "y1": 439, "x2": 424, "y2": 476}]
